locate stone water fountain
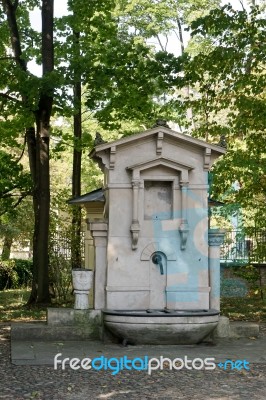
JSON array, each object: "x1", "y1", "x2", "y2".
[{"x1": 72, "y1": 122, "x2": 226, "y2": 344}]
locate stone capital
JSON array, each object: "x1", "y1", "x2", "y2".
[
  {"x1": 132, "y1": 180, "x2": 141, "y2": 188},
  {"x1": 89, "y1": 221, "x2": 108, "y2": 244},
  {"x1": 89, "y1": 220, "x2": 108, "y2": 233},
  {"x1": 208, "y1": 229, "x2": 225, "y2": 247}
]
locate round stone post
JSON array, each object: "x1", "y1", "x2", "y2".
[{"x1": 208, "y1": 229, "x2": 225, "y2": 311}]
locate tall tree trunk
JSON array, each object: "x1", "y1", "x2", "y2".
[
  {"x1": 4, "y1": 0, "x2": 54, "y2": 304},
  {"x1": 34, "y1": 0, "x2": 54, "y2": 303},
  {"x1": 26, "y1": 127, "x2": 38, "y2": 303},
  {"x1": 28, "y1": 0, "x2": 54, "y2": 304},
  {"x1": 71, "y1": 29, "x2": 82, "y2": 269}
]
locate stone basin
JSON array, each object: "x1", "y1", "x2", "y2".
[{"x1": 103, "y1": 309, "x2": 219, "y2": 345}]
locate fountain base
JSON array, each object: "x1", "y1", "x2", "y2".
[{"x1": 103, "y1": 309, "x2": 219, "y2": 345}]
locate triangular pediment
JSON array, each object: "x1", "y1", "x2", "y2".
[
  {"x1": 126, "y1": 157, "x2": 194, "y2": 173},
  {"x1": 90, "y1": 126, "x2": 226, "y2": 157}
]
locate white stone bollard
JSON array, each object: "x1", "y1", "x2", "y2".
[{"x1": 72, "y1": 269, "x2": 93, "y2": 310}]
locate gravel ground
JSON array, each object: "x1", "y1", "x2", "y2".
[{"x1": 1, "y1": 324, "x2": 266, "y2": 400}]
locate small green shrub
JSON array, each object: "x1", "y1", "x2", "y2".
[
  {"x1": 49, "y1": 252, "x2": 73, "y2": 303},
  {"x1": 13, "y1": 259, "x2": 33, "y2": 287},
  {"x1": 0, "y1": 259, "x2": 33, "y2": 289},
  {"x1": 232, "y1": 264, "x2": 265, "y2": 299},
  {"x1": 0, "y1": 260, "x2": 19, "y2": 290}
]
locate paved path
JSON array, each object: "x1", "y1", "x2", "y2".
[{"x1": 1, "y1": 323, "x2": 266, "y2": 399}]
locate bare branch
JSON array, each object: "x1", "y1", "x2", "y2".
[
  {"x1": 165, "y1": 34, "x2": 169, "y2": 50},
  {"x1": 173, "y1": 29, "x2": 181, "y2": 43},
  {"x1": 0, "y1": 92, "x2": 21, "y2": 102},
  {"x1": 0, "y1": 194, "x2": 28, "y2": 217},
  {"x1": 16, "y1": 134, "x2": 26, "y2": 163},
  {"x1": 0, "y1": 56, "x2": 17, "y2": 61},
  {"x1": 0, "y1": 184, "x2": 20, "y2": 198},
  {"x1": 176, "y1": 18, "x2": 185, "y2": 55},
  {"x1": 145, "y1": 14, "x2": 166, "y2": 51},
  {"x1": 2, "y1": 0, "x2": 27, "y2": 71},
  {"x1": 238, "y1": 0, "x2": 246, "y2": 11},
  {"x1": 155, "y1": 33, "x2": 166, "y2": 51}
]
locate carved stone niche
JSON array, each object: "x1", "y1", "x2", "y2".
[{"x1": 127, "y1": 157, "x2": 194, "y2": 250}]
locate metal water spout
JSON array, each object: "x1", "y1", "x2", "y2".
[{"x1": 152, "y1": 253, "x2": 164, "y2": 275}]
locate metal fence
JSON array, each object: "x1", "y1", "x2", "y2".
[
  {"x1": 221, "y1": 230, "x2": 266, "y2": 265},
  {"x1": 50, "y1": 231, "x2": 85, "y2": 263},
  {"x1": 50, "y1": 229, "x2": 266, "y2": 266}
]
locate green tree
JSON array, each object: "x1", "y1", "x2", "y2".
[
  {"x1": 173, "y1": 3, "x2": 266, "y2": 223},
  {"x1": 1, "y1": 0, "x2": 241, "y2": 304},
  {"x1": 1, "y1": 0, "x2": 54, "y2": 303},
  {"x1": 0, "y1": 149, "x2": 31, "y2": 217},
  {"x1": 0, "y1": 197, "x2": 34, "y2": 260}
]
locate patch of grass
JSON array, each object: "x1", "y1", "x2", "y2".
[
  {"x1": 0, "y1": 289, "x2": 46, "y2": 322},
  {"x1": 0, "y1": 288, "x2": 75, "y2": 322},
  {"x1": 1, "y1": 289, "x2": 265, "y2": 323},
  {"x1": 221, "y1": 295, "x2": 266, "y2": 322}
]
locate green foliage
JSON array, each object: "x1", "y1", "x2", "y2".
[
  {"x1": 0, "y1": 150, "x2": 32, "y2": 216},
  {"x1": 0, "y1": 259, "x2": 33, "y2": 290},
  {"x1": 118, "y1": 0, "x2": 220, "y2": 45},
  {"x1": 13, "y1": 259, "x2": 33, "y2": 287},
  {"x1": 221, "y1": 264, "x2": 266, "y2": 299},
  {"x1": 179, "y1": 5, "x2": 266, "y2": 137},
  {"x1": 0, "y1": 197, "x2": 34, "y2": 263},
  {"x1": 49, "y1": 228, "x2": 76, "y2": 303},
  {"x1": 244, "y1": 228, "x2": 266, "y2": 260},
  {"x1": 49, "y1": 252, "x2": 73, "y2": 304},
  {"x1": 1, "y1": 0, "x2": 265, "y2": 301},
  {"x1": 168, "y1": 3, "x2": 266, "y2": 222},
  {"x1": 233, "y1": 264, "x2": 260, "y2": 288},
  {"x1": 0, "y1": 260, "x2": 19, "y2": 290}
]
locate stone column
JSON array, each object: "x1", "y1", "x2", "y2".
[
  {"x1": 208, "y1": 229, "x2": 225, "y2": 311},
  {"x1": 89, "y1": 221, "x2": 108, "y2": 310}
]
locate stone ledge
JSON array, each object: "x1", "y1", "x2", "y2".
[
  {"x1": 47, "y1": 308, "x2": 101, "y2": 326},
  {"x1": 11, "y1": 313, "x2": 260, "y2": 342},
  {"x1": 11, "y1": 322, "x2": 101, "y2": 341},
  {"x1": 230, "y1": 321, "x2": 260, "y2": 338},
  {"x1": 11, "y1": 309, "x2": 102, "y2": 341},
  {"x1": 213, "y1": 317, "x2": 260, "y2": 339}
]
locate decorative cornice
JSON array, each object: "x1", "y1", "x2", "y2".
[
  {"x1": 208, "y1": 229, "x2": 225, "y2": 246},
  {"x1": 89, "y1": 126, "x2": 227, "y2": 155},
  {"x1": 89, "y1": 220, "x2": 108, "y2": 236}
]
